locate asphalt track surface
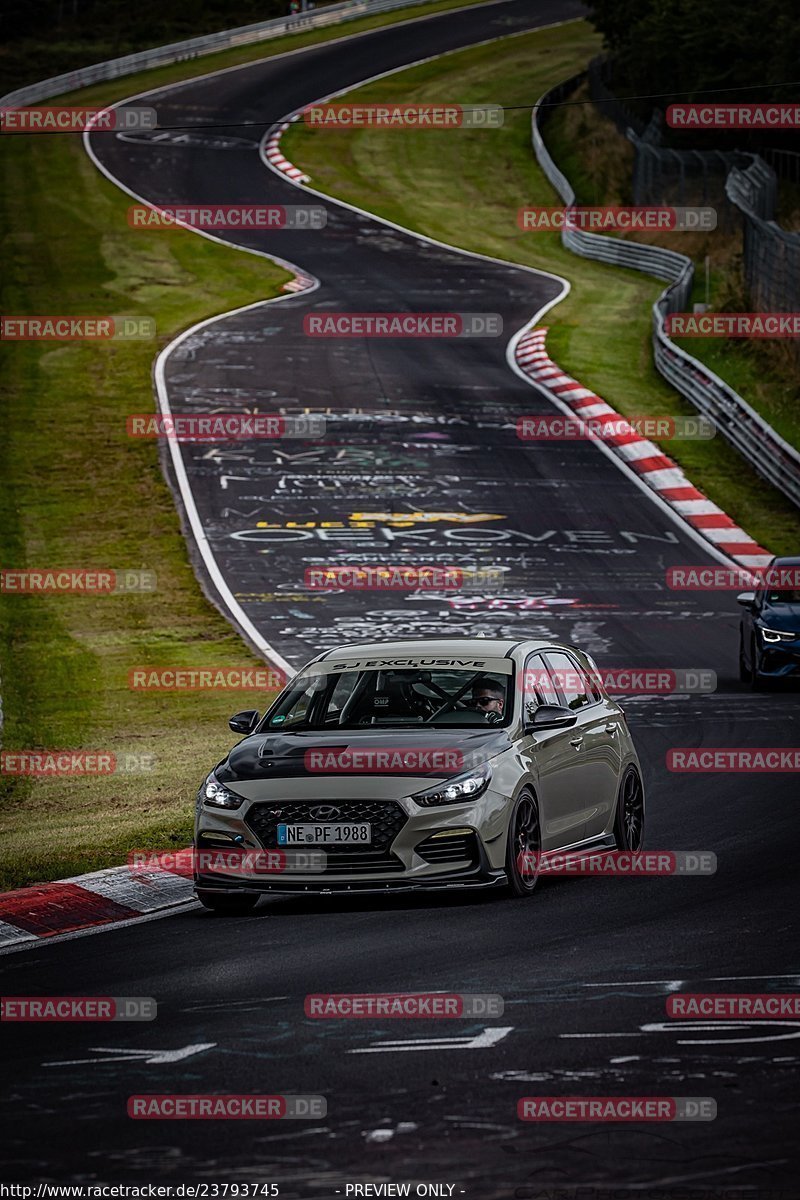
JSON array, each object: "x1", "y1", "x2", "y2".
[{"x1": 3, "y1": 0, "x2": 799, "y2": 1192}]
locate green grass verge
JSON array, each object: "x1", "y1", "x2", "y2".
[
  {"x1": 283, "y1": 18, "x2": 800, "y2": 555},
  {"x1": 0, "y1": 122, "x2": 294, "y2": 891},
  {"x1": 0, "y1": 0, "x2": 505, "y2": 891}
]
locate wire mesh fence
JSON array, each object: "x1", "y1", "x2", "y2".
[
  {"x1": 726, "y1": 161, "x2": 800, "y2": 366},
  {"x1": 587, "y1": 59, "x2": 800, "y2": 369},
  {"x1": 532, "y1": 76, "x2": 800, "y2": 510},
  {"x1": 628, "y1": 126, "x2": 753, "y2": 233}
]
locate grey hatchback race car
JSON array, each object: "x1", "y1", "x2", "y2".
[{"x1": 194, "y1": 638, "x2": 645, "y2": 912}]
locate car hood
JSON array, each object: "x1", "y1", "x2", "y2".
[
  {"x1": 218, "y1": 726, "x2": 512, "y2": 785},
  {"x1": 759, "y1": 605, "x2": 800, "y2": 632}
]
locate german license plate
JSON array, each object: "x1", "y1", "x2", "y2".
[{"x1": 277, "y1": 822, "x2": 372, "y2": 846}]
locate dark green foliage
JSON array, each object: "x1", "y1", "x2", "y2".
[
  {"x1": 586, "y1": 0, "x2": 800, "y2": 102},
  {"x1": 0, "y1": 0, "x2": 291, "y2": 93}
]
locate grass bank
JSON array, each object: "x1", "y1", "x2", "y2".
[{"x1": 1, "y1": 0, "x2": 492, "y2": 889}]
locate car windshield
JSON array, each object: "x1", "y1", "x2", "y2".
[
  {"x1": 765, "y1": 588, "x2": 800, "y2": 604},
  {"x1": 263, "y1": 665, "x2": 514, "y2": 729}
]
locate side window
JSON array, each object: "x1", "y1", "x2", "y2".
[
  {"x1": 523, "y1": 654, "x2": 560, "y2": 711},
  {"x1": 272, "y1": 691, "x2": 310, "y2": 727},
  {"x1": 328, "y1": 672, "x2": 358, "y2": 716},
  {"x1": 544, "y1": 651, "x2": 595, "y2": 711}
]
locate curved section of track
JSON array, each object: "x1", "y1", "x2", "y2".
[
  {"x1": 88, "y1": 0, "x2": 743, "y2": 683},
  {"x1": 8, "y1": 2, "x2": 789, "y2": 1190}
]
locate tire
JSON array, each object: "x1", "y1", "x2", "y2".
[
  {"x1": 613, "y1": 766, "x2": 645, "y2": 852},
  {"x1": 505, "y1": 789, "x2": 542, "y2": 898},
  {"x1": 196, "y1": 891, "x2": 259, "y2": 915},
  {"x1": 750, "y1": 637, "x2": 766, "y2": 691},
  {"x1": 738, "y1": 634, "x2": 750, "y2": 683}
]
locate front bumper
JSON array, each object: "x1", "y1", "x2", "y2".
[
  {"x1": 194, "y1": 783, "x2": 511, "y2": 894},
  {"x1": 756, "y1": 641, "x2": 800, "y2": 679},
  {"x1": 195, "y1": 868, "x2": 508, "y2": 896}
]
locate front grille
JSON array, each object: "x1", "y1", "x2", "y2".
[
  {"x1": 415, "y1": 832, "x2": 479, "y2": 867},
  {"x1": 245, "y1": 800, "x2": 408, "y2": 873}
]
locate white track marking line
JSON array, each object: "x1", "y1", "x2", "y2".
[
  {"x1": 584, "y1": 975, "x2": 800, "y2": 985},
  {"x1": 350, "y1": 1026, "x2": 513, "y2": 1052},
  {"x1": 44, "y1": 1042, "x2": 216, "y2": 1067}
]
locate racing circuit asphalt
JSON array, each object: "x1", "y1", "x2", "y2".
[{"x1": 2, "y1": 0, "x2": 799, "y2": 1191}]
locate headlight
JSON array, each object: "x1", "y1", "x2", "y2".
[
  {"x1": 411, "y1": 764, "x2": 491, "y2": 808},
  {"x1": 759, "y1": 626, "x2": 796, "y2": 643},
  {"x1": 203, "y1": 772, "x2": 244, "y2": 810}
]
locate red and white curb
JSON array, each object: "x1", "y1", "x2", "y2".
[
  {"x1": 264, "y1": 118, "x2": 315, "y2": 293},
  {"x1": 0, "y1": 855, "x2": 195, "y2": 947},
  {"x1": 516, "y1": 327, "x2": 773, "y2": 572},
  {"x1": 282, "y1": 272, "x2": 316, "y2": 293},
  {"x1": 263, "y1": 116, "x2": 310, "y2": 185}
]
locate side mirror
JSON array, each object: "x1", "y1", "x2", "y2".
[
  {"x1": 526, "y1": 703, "x2": 578, "y2": 731},
  {"x1": 229, "y1": 709, "x2": 259, "y2": 735},
  {"x1": 736, "y1": 591, "x2": 756, "y2": 609}
]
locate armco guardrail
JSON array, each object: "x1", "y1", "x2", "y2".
[
  {"x1": 0, "y1": 0, "x2": 440, "y2": 108},
  {"x1": 531, "y1": 76, "x2": 800, "y2": 511}
]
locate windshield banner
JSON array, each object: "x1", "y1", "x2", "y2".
[{"x1": 301, "y1": 657, "x2": 514, "y2": 675}]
